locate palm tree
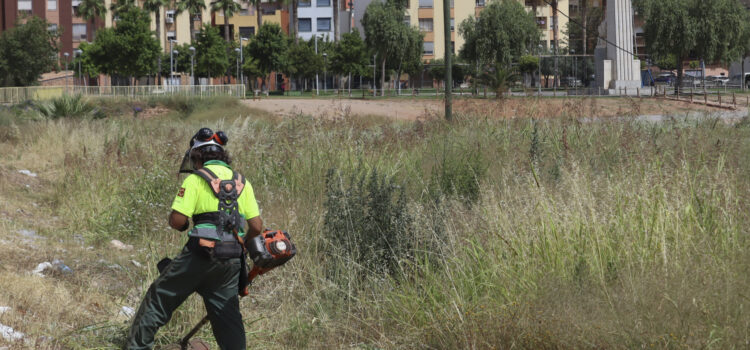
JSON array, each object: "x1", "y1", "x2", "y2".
[
  {"x1": 211, "y1": 0, "x2": 240, "y2": 42},
  {"x1": 143, "y1": 0, "x2": 168, "y2": 85},
  {"x1": 109, "y1": 0, "x2": 135, "y2": 17},
  {"x1": 177, "y1": 0, "x2": 207, "y2": 42},
  {"x1": 332, "y1": 0, "x2": 338, "y2": 41},
  {"x1": 75, "y1": 0, "x2": 105, "y2": 40},
  {"x1": 246, "y1": 0, "x2": 262, "y2": 33}
]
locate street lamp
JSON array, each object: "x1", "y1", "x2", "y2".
[
  {"x1": 169, "y1": 39, "x2": 177, "y2": 85},
  {"x1": 74, "y1": 49, "x2": 82, "y2": 89},
  {"x1": 63, "y1": 52, "x2": 70, "y2": 92},
  {"x1": 571, "y1": 49, "x2": 576, "y2": 89},
  {"x1": 189, "y1": 46, "x2": 195, "y2": 85},
  {"x1": 322, "y1": 52, "x2": 327, "y2": 93},
  {"x1": 538, "y1": 45, "x2": 542, "y2": 95},
  {"x1": 373, "y1": 53, "x2": 377, "y2": 97},
  {"x1": 234, "y1": 48, "x2": 241, "y2": 84},
  {"x1": 240, "y1": 38, "x2": 248, "y2": 86}
]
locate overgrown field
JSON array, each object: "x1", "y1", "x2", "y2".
[{"x1": 1, "y1": 96, "x2": 749, "y2": 349}]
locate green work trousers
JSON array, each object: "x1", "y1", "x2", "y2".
[{"x1": 127, "y1": 246, "x2": 245, "y2": 350}]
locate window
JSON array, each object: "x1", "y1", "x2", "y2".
[
  {"x1": 239, "y1": 26, "x2": 255, "y2": 38},
  {"x1": 299, "y1": 0, "x2": 311, "y2": 7},
  {"x1": 48, "y1": 0, "x2": 57, "y2": 11},
  {"x1": 18, "y1": 0, "x2": 32, "y2": 13},
  {"x1": 450, "y1": 18, "x2": 454, "y2": 31},
  {"x1": 166, "y1": 10, "x2": 175, "y2": 23},
  {"x1": 536, "y1": 16, "x2": 546, "y2": 28},
  {"x1": 72, "y1": 23, "x2": 86, "y2": 41},
  {"x1": 418, "y1": 0, "x2": 432, "y2": 8},
  {"x1": 240, "y1": 6, "x2": 249, "y2": 15},
  {"x1": 317, "y1": 0, "x2": 330, "y2": 7},
  {"x1": 423, "y1": 41, "x2": 434, "y2": 55},
  {"x1": 261, "y1": 6, "x2": 275, "y2": 14},
  {"x1": 48, "y1": 24, "x2": 58, "y2": 33},
  {"x1": 418, "y1": 18, "x2": 433, "y2": 32},
  {"x1": 167, "y1": 31, "x2": 176, "y2": 41},
  {"x1": 317, "y1": 17, "x2": 331, "y2": 31},
  {"x1": 450, "y1": 0, "x2": 454, "y2": 8},
  {"x1": 475, "y1": 0, "x2": 485, "y2": 7},
  {"x1": 450, "y1": 41, "x2": 455, "y2": 54},
  {"x1": 403, "y1": 15, "x2": 410, "y2": 26},
  {"x1": 549, "y1": 16, "x2": 557, "y2": 30},
  {"x1": 299, "y1": 18, "x2": 312, "y2": 32}
]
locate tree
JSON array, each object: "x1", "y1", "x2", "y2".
[
  {"x1": 565, "y1": 0, "x2": 602, "y2": 56},
  {"x1": 88, "y1": 7, "x2": 160, "y2": 83},
  {"x1": 333, "y1": 0, "x2": 339, "y2": 41},
  {"x1": 75, "y1": 0, "x2": 106, "y2": 41},
  {"x1": 70, "y1": 42, "x2": 100, "y2": 80},
  {"x1": 283, "y1": 39, "x2": 322, "y2": 91},
  {"x1": 388, "y1": 24, "x2": 422, "y2": 95},
  {"x1": 361, "y1": 1, "x2": 405, "y2": 96},
  {"x1": 0, "y1": 17, "x2": 59, "y2": 86},
  {"x1": 476, "y1": 62, "x2": 518, "y2": 98},
  {"x1": 458, "y1": 0, "x2": 540, "y2": 68},
  {"x1": 109, "y1": 0, "x2": 135, "y2": 16},
  {"x1": 737, "y1": 11, "x2": 750, "y2": 91},
  {"x1": 177, "y1": 0, "x2": 207, "y2": 43},
  {"x1": 211, "y1": 0, "x2": 240, "y2": 42},
  {"x1": 194, "y1": 24, "x2": 229, "y2": 83},
  {"x1": 143, "y1": 0, "x2": 169, "y2": 85},
  {"x1": 246, "y1": 23, "x2": 288, "y2": 91},
  {"x1": 429, "y1": 57, "x2": 468, "y2": 89},
  {"x1": 330, "y1": 29, "x2": 368, "y2": 95},
  {"x1": 518, "y1": 54, "x2": 539, "y2": 88},
  {"x1": 639, "y1": 0, "x2": 745, "y2": 92}
]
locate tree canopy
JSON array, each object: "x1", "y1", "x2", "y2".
[
  {"x1": 246, "y1": 23, "x2": 289, "y2": 87},
  {"x1": 194, "y1": 24, "x2": 229, "y2": 79},
  {"x1": 87, "y1": 6, "x2": 160, "y2": 79},
  {"x1": 458, "y1": 0, "x2": 540, "y2": 67},
  {"x1": 362, "y1": 0, "x2": 406, "y2": 95},
  {"x1": 0, "y1": 17, "x2": 59, "y2": 86},
  {"x1": 329, "y1": 30, "x2": 369, "y2": 77}
]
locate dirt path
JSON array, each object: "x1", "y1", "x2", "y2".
[
  {"x1": 243, "y1": 98, "x2": 442, "y2": 119},
  {"x1": 243, "y1": 97, "x2": 747, "y2": 120}
]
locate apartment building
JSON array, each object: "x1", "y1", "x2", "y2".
[
  {"x1": 355, "y1": 0, "x2": 568, "y2": 61},
  {"x1": 212, "y1": 0, "x2": 288, "y2": 40},
  {"x1": 0, "y1": 0, "x2": 107, "y2": 58},
  {"x1": 297, "y1": 0, "x2": 334, "y2": 41}
]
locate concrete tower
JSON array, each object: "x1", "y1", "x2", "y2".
[{"x1": 595, "y1": 0, "x2": 641, "y2": 92}]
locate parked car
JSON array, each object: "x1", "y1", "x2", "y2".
[
  {"x1": 729, "y1": 73, "x2": 750, "y2": 89},
  {"x1": 706, "y1": 75, "x2": 729, "y2": 86},
  {"x1": 654, "y1": 72, "x2": 676, "y2": 85},
  {"x1": 562, "y1": 77, "x2": 583, "y2": 87},
  {"x1": 680, "y1": 75, "x2": 702, "y2": 87}
]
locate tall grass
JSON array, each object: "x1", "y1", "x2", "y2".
[{"x1": 0, "y1": 100, "x2": 748, "y2": 349}]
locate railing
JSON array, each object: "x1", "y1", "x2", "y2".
[{"x1": 0, "y1": 84, "x2": 246, "y2": 104}]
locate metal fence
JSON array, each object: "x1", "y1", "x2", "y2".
[{"x1": 0, "y1": 84, "x2": 246, "y2": 104}]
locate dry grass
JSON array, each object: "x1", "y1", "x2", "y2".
[{"x1": 0, "y1": 97, "x2": 748, "y2": 349}]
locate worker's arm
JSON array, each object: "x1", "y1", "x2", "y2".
[
  {"x1": 246, "y1": 216, "x2": 263, "y2": 238},
  {"x1": 169, "y1": 210, "x2": 190, "y2": 231}
]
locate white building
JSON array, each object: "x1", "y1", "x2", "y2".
[{"x1": 297, "y1": 0, "x2": 335, "y2": 41}]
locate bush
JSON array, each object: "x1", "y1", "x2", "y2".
[
  {"x1": 35, "y1": 94, "x2": 103, "y2": 119},
  {"x1": 323, "y1": 167, "x2": 412, "y2": 282},
  {"x1": 429, "y1": 141, "x2": 488, "y2": 205}
]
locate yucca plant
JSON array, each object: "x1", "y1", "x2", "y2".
[{"x1": 36, "y1": 94, "x2": 99, "y2": 119}]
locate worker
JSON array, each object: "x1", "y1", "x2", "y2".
[{"x1": 127, "y1": 127, "x2": 263, "y2": 350}]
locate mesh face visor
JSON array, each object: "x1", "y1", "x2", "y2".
[
  {"x1": 179, "y1": 128, "x2": 228, "y2": 174},
  {"x1": 179, "y1": 149, "x2": 194, "y2": 174}
]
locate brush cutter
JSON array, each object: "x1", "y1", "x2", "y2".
[{"x1": 158, "y1": 229, "x2": 296, "y2": 350}]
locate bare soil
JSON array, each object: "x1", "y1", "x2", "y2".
[{"x1": 243, "y1": 96, "x2": 744, "y2": 120}]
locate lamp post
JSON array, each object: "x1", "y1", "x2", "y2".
[
  {"x1": 63, "y1": 52, "x2": 70, "y2": 92},
  {"x1": 538, "y1": 45, "x2": 542, "y2": 95},
  {"x1": 571, "y1": 49, "x2": 577, "y2": 89},
  {"x1": 169, "y1": 39, "x2": 177, "y2": 85},
  {"x1": 74, "y1": 49, "x2": 82, "y2": 90},
  {"x1": 234, "y1": 48, "x2": 240, "y2": 84},
  {"x1": 172, "y1": 50, "x2": 179, "y2": 85},
  {"x1": 240, "y1": 37, "x2": 248, "y2": 86},
  {"x1": 322, "y1": 52, "x2": 327, "y2": 93},
  {"x1": 189, "y1": 46, "x2": 195, "y2": 85},
  {"x1": 373, "y1": 54, "x2": 376, "y2": 97}
]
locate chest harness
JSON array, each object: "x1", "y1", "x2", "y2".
[{"x1": 189, "y1": 167, "x2": 247, "y2": 254}]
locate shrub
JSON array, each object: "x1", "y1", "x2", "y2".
[
  {"x1": 429, "y1": 141, "x2": 488, "y2": 205},
  {"x1": 323, "y1": 167, "x2": 412, "y2": 282},
  {"x1": 35, "y1": 94, "x2": 103, "y2": 119}
]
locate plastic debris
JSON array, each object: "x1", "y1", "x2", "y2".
[
  {"x1": 17, "y1": 229, "x2": 39, "y2": 240},
  {"x1": 32, "y1": 262, "x2": 53, "y2": 277},
  {"x1": 0, "y1": 323, "x2": 24, "y2": 341},
  {"x1": 17, "y1": 170, "x2": 37, "y2": 177},
  {"x1": 110, "y1": 239, "x2": 134, "y2": 251},
  {"x1": 0, "y1": 307, "x2": 9, "y2": 314},
  {"x1": 52, "y1": 260, "x2": 73, "y2": 274},
  {"x1": 131, "y1": 260, "x2": 143, "y2": 268},
  {"x1": 119, "y1": 306, "x2": 135, "y2": 318}
]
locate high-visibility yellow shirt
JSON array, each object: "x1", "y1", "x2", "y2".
[{"x1": 171, "y1": 160, "x2": 260, "y2": 225}]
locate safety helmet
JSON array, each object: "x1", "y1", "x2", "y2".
[{"x1": 179, "y1": 128, "x2": 229, "y2": 174}]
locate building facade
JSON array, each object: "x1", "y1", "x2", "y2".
[
  {"x1": 212, "y1": 0, "x2": 288, "y2": 40},
  {"x1": 296, "y1": 0, "x2": 334, "y2": 41}
]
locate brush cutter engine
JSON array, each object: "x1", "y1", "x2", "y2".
[{"x1": 246, "y1": 229, "x2": 296, "y2": 280}]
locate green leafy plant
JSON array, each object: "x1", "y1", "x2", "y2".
[{"x1": 35, "y1": 94, "x2": 101, "y2": 119}]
